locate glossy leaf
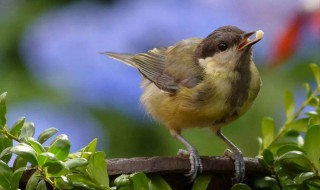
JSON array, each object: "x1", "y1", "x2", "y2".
[
  {"x1": 254, "y1": 176, "x2": 278, "y2": 188},
  {"x1": 37, "y1": 128, "x2": 58, "y2": 144},
  {"x1": 0, "y1": 135, "x2": 13, "y2": 163},
  {"x1": 262, "y1": 149, "x2": 274, "y2": 165},
  {"x1": 284, "y1": 90, "x2": 295, "y2": 120},
  {"x1": 306, "y1": 176, "x2": 320, "y2": 188},
  {"x1": 275, "y1": 131, "x2": 304, "y2": 147},
  {"x1": 11, "y1": 167, "x2": 27, "y2": 190},
  {"x1": 55, "y1": 176, "x2": 73, "y2": 190},
  {"x1": 46, "y1": 160, "x2": 69, "y2": 177},
  {"x1": 303, "y1": 83, "x2": 312, "y2": 98},
  {"x1": 64, "y1": 158, "x2": 88, "y2": 169},
  {"x1": 67, "y1": 173, "x2": 99, "y2": 188},
  {"x1": 310, "y1": 64, "x2": 320, "y2": 86},
  {"x1": 82, "y1": 138, "x2": 97, "y2": 153},
  {"x1": 0, "y1": 160, "x2": 12, "y2": 190},
  {"x1": 87, "y1": 151, "x2": 109, "y2": 187},
  {"x1": 114, "y1": 174, "x2": 131, "y2": 187},
  {"x1": 38, "y1": 152, "x2": 69, "y2": 177},
  {"x1": 148, "y1": 175, "x2": 172, "y2": 190},
  {"x1": 231, "y1": 183, "x2": 252, "y2": 190},
  {"x1": 276, "y1": 144, "x2": 305, "y2": 157},
  {"x1": 27, "y1": 138, "x2": 46, "y2": 154},
  {"x1": 192, "y1": 175, "x2": 211, "y2": 190},
  {"x1": 130, "y1": 172, "x2": 150, "y2": 190},
  {"x1": 38, "y1": 152, "x2": 57, "y2": 166},
  {"x1": 304, "y1": 125, "x2": 320, "y2": 170},
  {"x1": 309, "y1": 97, "x2": 320, "y2": 108},
  {"x1": 13, "y1": 156, "x2": 27, "y2": 171},
  {"x1": 26, "y1": 171, "x2": 41, "y2": 190},
  {"x1": 19, "y1": 122, "x2": 35, "y2": 141},
  {"x1": 36, "y1": 180, "x2": 47, "y2": 190},
  {"x1": 48, "y1": 134, "x2": 70, "y2": 161},
  {"x1": 10, "y1": 117, "x2": 25, "y2": 137},
  {"x1": 0, "y1": 92, "x2": 7, "y2": 127},
  {"x1": 11, "y1": 143, "x2": 38, "y2": 166},
  {"x1": 278, "y1": 151, "x2": 314, "y2": 173},
  {"x1": 261, "y1": 117, "x2": 275, "y2": 148},
  {"x1": 294, "y1": 172, "x2": 315, "y2": 184},
  {"x1": 288, "y1": 118, "x2": 309, "y2": 132}
]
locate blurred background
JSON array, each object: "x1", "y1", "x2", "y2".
[{"x1": 0, "y1": 0, "x2": 319, "y2": 158}]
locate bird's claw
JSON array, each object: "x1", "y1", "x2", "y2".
[
  {"x1": 224, "y1": 148, "x2": 245, "y2": 183},
  {"x1": 178, "y1": 148, "x2": 203, "y2": 181}
]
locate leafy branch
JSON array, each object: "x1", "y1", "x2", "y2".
[
  {"x1": 0, "y1": 93, "x2": 110, "y2": 190},
  {"x1": 256, "y1": 63, "x2": 320, "y2": 190}
]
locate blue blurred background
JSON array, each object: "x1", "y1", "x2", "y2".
[{"x1": 0, "y1": 0, "x2": 319, "y2": 158}]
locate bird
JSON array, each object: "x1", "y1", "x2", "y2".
[{"x1": 103, "y1": 25, "x2": 263, "y2": 183}]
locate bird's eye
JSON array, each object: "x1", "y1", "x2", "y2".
[{"x1": 218, "y1": 43, "x2": 228, "y2": 51}]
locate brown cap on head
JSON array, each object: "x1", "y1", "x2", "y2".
[{"x1": 194, "y1": 26, "x2": 263, "y2": 59}]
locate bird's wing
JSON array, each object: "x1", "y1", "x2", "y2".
[
  {"x1": 105, "y1": 38, "x2": 204, "y2": 95},
  {"x1": 105, "y1": 47, "x2": 179, "y2": 94}
]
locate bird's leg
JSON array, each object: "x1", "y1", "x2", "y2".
[
  {"x1": 170, "y1": 129, "x2": 202, "y2": 181},
  {"x1": 216, "y1": 130, "x2": 245, "y2": 183}
]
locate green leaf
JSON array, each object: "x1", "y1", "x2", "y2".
[
  {"x1": 54, "y1": 176, "x2": 73, "y2": 190},
  {"x1": 64, "y1": 158, "x2": 88, "y2": 169},
  {"x1": 130, "y1": 172, "x2": 150, "y2": 190},
  {"x1": 192, "y1": 175, "x2": 211, "y2": 190},
  {"x1": 10, "y1": 117, "x2": 25, "y2": 137},
  {"x1": 304, "y1": 125, "x2": 320, "y2": 170},
  {"x1": 306, "y1": 176, "x2": 320, "y2": 188},
  {"x1": 87, "y1": 151, "x2": 109, "y2": 187},
  {"x1": 275, "y1": 131, "x2": 304, "y2": 147},
  {"x1": 309, "y1": 97, "x2": 320, "y2": 108},
  {"x1": 261, "y1": 117, "x2": 275, "y2": 148},
  {"x1": 38, "y1": 152, "x2": 69, "y2": 177},
  {"x1": 284, "y1": 90, "x2": 295, "y2": 120},
  {"x1": 0, "y1": 160, "x2": 12, "y2": 190},
  {"x1": 148, "y1": 175, "x2": 172, "y2": 190},
  {"x1": 19, "y1": 122, "x2": 35, "y2": 141},
  {"x1": 0, "y1": 92, "x2": 7, "y2": 127},
  {"x1": 231, "y1": 183, "x2": 252, "y2": 190},
  {"x1": 114, "y1": 174, "x2": 131, "y2": 187},
  {"x1": 13, "y1": 156, "x2": 28, "y2": 171},
  {"x1": 0, "y1": 135, "x2": 13, "y2": 163},
  {"x1": 27, "y1": 138, "x2": 46, "y2": 154},
  {"x1": 48, "y1": 134, "x2": 70, "y2": 161},
  {"x1": 46, "y1": 160, "x2": 69, "y2": 177},
  {"x1": 294, "y1": 172, "x2": 315, "y2": 185},
  {"x1": 38, "y1": 152, "x2": 57, "y2": 166},
  {"x1": 26, "y1": 170, "x2": 41, "y2": 190},
  {"x1": 276, "y1": 144, "x2": 305, "y2": 157},
  {"x1": 288, "y1": 118, "x2": 309, "y2": 132},
  {"x1": 278, "y1": 151, "x2": 314, "y2": 173},
  {"x1": 82, "y1": 138, "x2": 97, "y2": 153},
  {"x1": 11, "y1": 167, "x2": 27, "y2": 190},
  {"x1": 79, "y1": 138, "x2": 97, "y2": 160},
  {"x1": 37, "y1": 128, "x2": 58, "y2": 144},
  {"x1": 254, "y1": 176, "x2": 278, "y2": 188},
  {"x1": 67, "y1": 173, "x2": 99, "y2": 188},
  {"x1": 303, "y1": 83, "x2": 312, "y2": 98},
  {"x1": 310, "y1": 64, "x2": 320, "y2": 86},
  {"x1": 36, "y1": 180, "x2": 47, "y2": 190},
  {"x1": 262, "y1": 149, "x2": 274, "y2": 166},
  {"x1": 11, "y1": 143, "x2": 38, "y2": 166}
]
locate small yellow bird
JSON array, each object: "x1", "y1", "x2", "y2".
[{"x1": 104, "y1": 25, "x2": 263, "y2": 183}]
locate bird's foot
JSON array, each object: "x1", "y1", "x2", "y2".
[
  {"x1": 177, "y1": 149, "x2": 189, "y2": 158},
  {"x1": 177, "y1": 148, "x2": 203, "y2": 181},
  {"x1": 224, "y1": 149, "x2": 245, "y2": 183}
]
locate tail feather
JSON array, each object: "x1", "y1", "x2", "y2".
[{"x1": 102, "y1": 52, "x2": 137, "y2": 67}]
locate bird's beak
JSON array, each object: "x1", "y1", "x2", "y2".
[{"x1": 238, "y1": 30, "x2": 264, "y2": 51}]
